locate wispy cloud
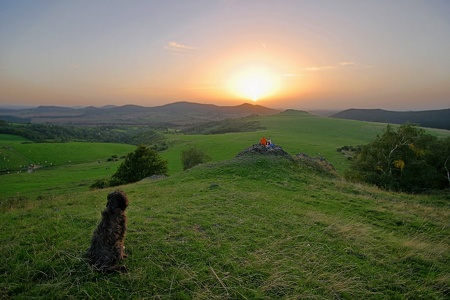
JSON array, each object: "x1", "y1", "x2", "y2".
[
  {"x1": 303, "y1": 61, "x2": 360, "y2": 72},
  {"x1": 303, "y1": 66, "x2": 335, "y2": 71},
  {"x1": 165, "y1": 41, "x2": 199, "y2": 54}
]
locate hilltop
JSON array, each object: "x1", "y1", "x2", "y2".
[
  {"x1": 331, "y1": 108, "x2": 450, "y2": 130},
  {"x1": 0, "y1": 101, "x2": 279, "y2": 126},
  {"x1": 1, "y1": 152, "x2": 449, "y2": 299}
]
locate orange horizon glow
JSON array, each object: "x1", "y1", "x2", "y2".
[
  {"x1": 1, "y1": 1, "x2": 449, "y2": 111},
  {"x1": 226, "y1": 64, "x2": 281, "y2": 102},
  {"x1": 184, "y1": 45, "x2": 313, "y2": 107}
]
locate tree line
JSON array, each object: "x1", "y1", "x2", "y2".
[
  {"x1": 0, "y1": 120, "x2": 165, "y2": 146},
  {"x1": 181, "y1": 116, "x2": 265, "y2": 134}
]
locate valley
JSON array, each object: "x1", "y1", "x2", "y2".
[{"x1": 1, "y1": 108, "x2": 449, "y2": 299}]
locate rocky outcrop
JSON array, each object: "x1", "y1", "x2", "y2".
[
  {"x1": 236, "y1": 144, "x2": 292, "y2": 159},
  {"x1": 236, "y1": 145, "x2": 336, "y2": 174}
]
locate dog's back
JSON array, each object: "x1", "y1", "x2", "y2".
[{"x1": 86, "y1": 190, "x2": 128, "y2": 272}]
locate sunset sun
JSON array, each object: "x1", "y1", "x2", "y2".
[{"x1": 228, "y1": 66, "x2": 280, "y2": 102}]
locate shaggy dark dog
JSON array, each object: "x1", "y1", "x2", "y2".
[{"x1": 86, "y1": 190, "x2": 129, "y2": 273}]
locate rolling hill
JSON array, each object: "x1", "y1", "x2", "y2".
[
  {"x1": 1, "y1": 109, "x2": 450, "y2": 298},
  {"x1": 331, "y1": 108, "x2": 450, "y2": 130},
  {"x1": 2, "y1": 110, "x2": 449, "y2": 197},
  {"x1": 0, "y1": 101, "x2": 279, "y2": 126}
]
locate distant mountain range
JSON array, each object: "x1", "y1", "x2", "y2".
[
  {"x1": 2, "y1": 102, "x2": 449, "y2": 130},
  {"x1": 0, "y1": 101, "x2": 279, "y2": 126},
  {"x1": 331, "y1": 108, "x2": 450, "y2": 130}
]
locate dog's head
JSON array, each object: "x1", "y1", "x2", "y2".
[{"x1": 106, "y1": 190, "x2": 129, "y2": 211}]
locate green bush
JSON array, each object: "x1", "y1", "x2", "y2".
[
  {"x1": 181, "y1": 147, "x2": 211, "y2": 170},
  {"x1": 90, "y1": 178, "x2": 111, "y2": 189},
  {"x1": 111, "y1": 145, "x2": 168, "y2": 185},
  {"x1": 345, "y1": 124, "x2": 450, "y2": 192}
]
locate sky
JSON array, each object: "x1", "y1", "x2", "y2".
[{"x1": 1, "y1": 0, "x2": 449, "y2": 111}]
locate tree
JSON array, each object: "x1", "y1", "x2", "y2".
[
  {"x1": 181, "y1": 146, "x2": 211, "y2": 170},
  {"x1": 111, "y1": 145, "x2": 168, "y2": 185},
  {"x1": 425, "y1": 136, "x2": 450, "y2": 189},
  {"x1": 345, "y1": 123, "x2": 449, "y2": 192}
]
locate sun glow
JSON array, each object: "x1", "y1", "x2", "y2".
[{"x1": 228, "y1": 66, "x2": 280, "y2": 101}]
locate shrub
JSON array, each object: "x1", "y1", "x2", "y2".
[
  {"x1": 345, "y1": 124, "x2": 450, "y2": 192},
  {"x1": 110, "y1": 145, "x2": 168, "y2": 185},
  {"x1": 181, "y1": 147, "x2": 211, "y2": 170},
  {"x1": 90, "y1": 178, "x2": 111, "y2": 189}
]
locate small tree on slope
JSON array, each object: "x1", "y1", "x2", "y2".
[{"x1": 111, "y1": 145, "x2": 168, "y2": 185}]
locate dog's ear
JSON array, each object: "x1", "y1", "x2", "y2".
[
  {"x1": 116, "y1": 190, "x2": 129, "y2": 211},
  {"x1": 106, "y1": 192, "x2": 116, "y2": 210},
  {"x1": 107, "y1": 190, "x2": 128, "y2": 211}
]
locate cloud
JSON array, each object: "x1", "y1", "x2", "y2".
[
  {"x1": 303, "y1": 66, "x2": 335, "y2": 71},
  {"x1": 303, "y1": 61, "x2": 361, "y2": 72},
  {"x1": 165, "y1": 41, "x2": 199, "y2": 54}
]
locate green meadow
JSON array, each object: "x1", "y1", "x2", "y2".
[
  {"x1": 2, "y1": 111, "x2": 388, "y2": 198},
  {"x1": 160, "y1": 111, "x2": 391, "y2": 175},
  {"x1": 1, "y1": 112, "x2": 449, "y2": 299},
  {"x1": 0, "y1": 136, "x2": 135, "y2": 198}
]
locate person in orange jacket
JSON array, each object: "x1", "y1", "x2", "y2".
[{"x1": 260, "y1": 136, "x2": 267, "y2": 146}]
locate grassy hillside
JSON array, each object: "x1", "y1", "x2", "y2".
[
  {"x1": 1, "y1": 154, "x2": 449, "y2": 299},
  {"x1": 2, "y1": 111, "x2": 449, "y2": 198},
  {"x1": 160, "y1": 110, "x2": 446, "y2": 174},
  {"x1": 0, "y1": 135, "x2": 135, "y2": 197},
  {"x1": 332, "y1": 108, "x2": 450, "y2": 130},
  {"x1": 0, "y1": 137, "x2": 135, "y2": 168}
]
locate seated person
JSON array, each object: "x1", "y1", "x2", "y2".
[{"x1": 260, "y1": 137, "x2": 267, "y2": 146}]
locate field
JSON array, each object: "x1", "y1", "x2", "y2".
[
  {"x1": 1, "y1": 111, "x2": 390, "y2": 198},
  {"x1": 160, "y1": 111, "x2": 392, "y2": 175},
  {"x1": 2, "y1": 111, "x2": 448, "y2": 197},
  {"x1": 1, "y1": 112, "x2": 450, "y2": 299},
  {"x1": 0, "y1": 136, "x2": 135, "y2": 197}
]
